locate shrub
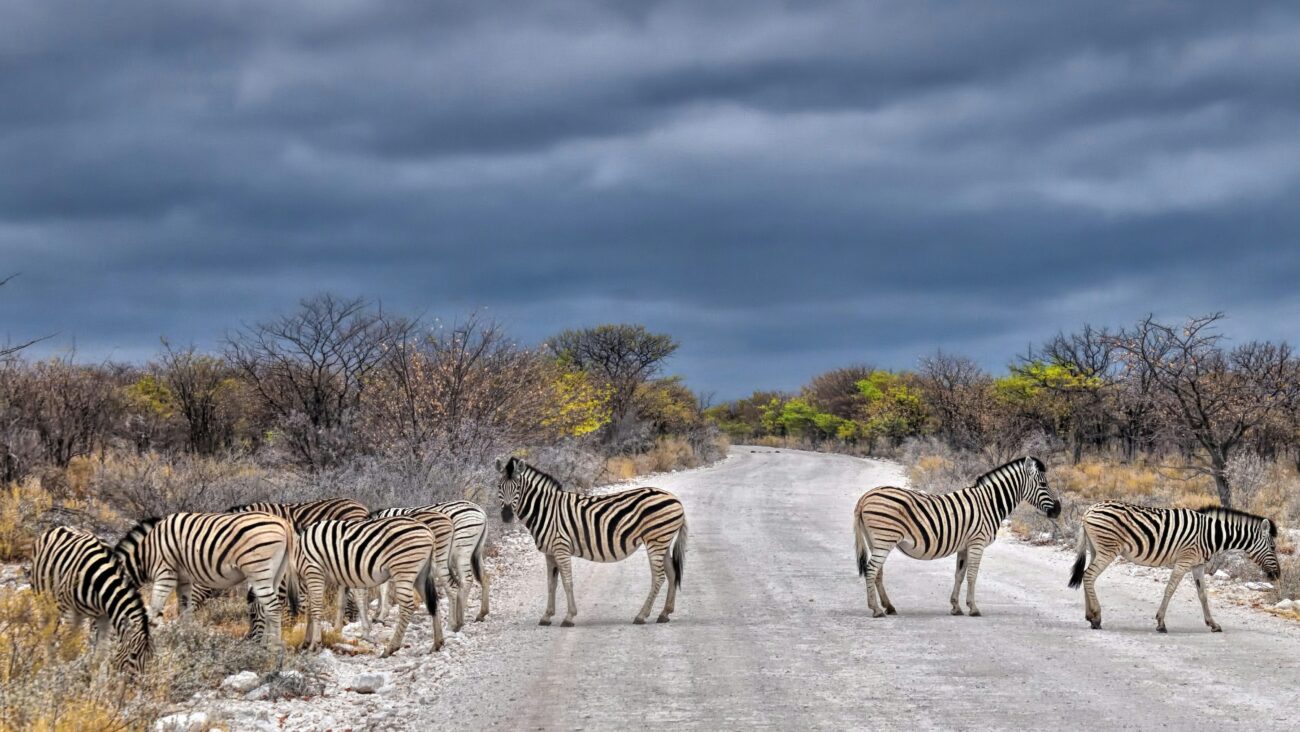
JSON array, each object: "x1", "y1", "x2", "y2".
[{"x1": 0, "y1": 478, "x2": 52, "y2": 562}]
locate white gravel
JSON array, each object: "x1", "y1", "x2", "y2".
[{"x1": 201, "y1": 447, "x2": 1300, "y2": 730}]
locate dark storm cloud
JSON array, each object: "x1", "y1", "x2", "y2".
[{"x1": 3, "y1": 0, "x2": 1300, "y2": 396}]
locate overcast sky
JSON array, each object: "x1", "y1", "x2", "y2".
[{"x1": 2, "y1": 1, "x2": 1299, "y2": 399}]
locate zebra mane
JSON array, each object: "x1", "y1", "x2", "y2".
[
  {"x1": 1197, "y1": 505, "x2": 1277, "y2": 537},
  {"x1": 513, "y1": 459, "x2": 566, "y2": 492},
  {"x1": 973, "y1": 456, "x2": 1042, "y2": 489},
  {"x1": 114, "y1": 517, "x2": 160, "y2": 554}
]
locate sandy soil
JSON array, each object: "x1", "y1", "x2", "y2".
[{"x1": 205, "y1": 447, "x2": 1300, "y2": 731}]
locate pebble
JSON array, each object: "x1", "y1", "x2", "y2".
[
  {"x1": 1274, "y1": 599, "x2": 1297, "y2": 612},
  {"x1": 350, "y1": 671, "x2": 391, "y2": 694},
  {"x1": 220, "y1": 670, "x2": 262, "y2": 694},
  {"x1": 153, "y1": 712, "x2": 210, "y2": 732},
  {"x1": 1243, "y1": 581, "x2": 1275, "y2": 591},
  {"x1": 1212, "y1": 570, "x2": 1231, "y2": 580}
]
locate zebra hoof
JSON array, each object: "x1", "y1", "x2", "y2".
[
  {"x1": 656, "y1": 615, "x2": 670, "y2": 624},
  {"x1": 872, "y1": 610, "x2": 887, "y2": 618},
  {"x1": 561, "y1": 619, "x2": 575, "y2": 628},
  {"x1": 950, "y1": 607, "x2": 964, "y2": 616},
  {"x1": 538, "y1": 619, "x2": 552, "y2": 626},
  {"x1": 1156, "y1": 625, "x2": 1167, "y2": 634},
  {"x1": 885, "y1": 606, "x2": 897, "y2": 615},
  {"x1": 1209, "y1": 624, "x2": 1222, "y2": 633},
  {"x1": 968, "y1": 609, "x2": 982, "y2": 618},
  {"x1": 1089, "y1": 619, "x2": 1102, "y2": 630},
  {"x1": 475, "y1": 613, "x2": 488, "y2": 622},
  {"x1": 633, "y1": 617, "x2": 646, "y2": 625}
]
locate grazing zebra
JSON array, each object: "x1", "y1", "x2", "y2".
[
  {"x1": 30, "y1": 526, "x2": 152, "y2": 674},
  {"x1": 372, "y1": 501, "x2": 488, "y2": 628},
  {"x1": 229, "y1": 497, "x2": 369, "y2": 525},
  {"x1": 113, "y1": 512, "x2": 298, "y2": 650},
  {"x1": 853, "y1": 456, "x2": 1061, "y2": 617},
  {"x1": 1068, "y1": 502, "x2": 1281, "y2": 633},
  {"x1": 497, "y1": 457, "x2": 687, "y2": 627},
  {"x1": 297, "y1": 517, "x2": 445, "y2": 656}
]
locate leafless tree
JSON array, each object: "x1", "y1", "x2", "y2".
[
  {"x1": 1110, "y1": 314, "x2": 1300, "y2": 506},
  {"x1": 1, "y1": 356, "x2": 120, "y2": 473},
  {"x1": 1031, "y1": 325, "x2": 1118, "y2": 464},
  {"x1": 803, "y1": 365, "x2": 874, "y2": 419},
  {"x1": 548, "y1": 324, "x2": 678, "y2": 442},
  {"x1": 158, "y1": 340, "x2": 244, "y2": 455},
  {"x1": 917, "y1": 351, "x2": 993, "y2": 451},
  {"x1": 225, "y1": 294, "x2": 411, "y2": 470}
]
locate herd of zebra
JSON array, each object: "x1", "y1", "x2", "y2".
[{"x1": 23, "y1": 453, "x2": 1285, "y2": 684}]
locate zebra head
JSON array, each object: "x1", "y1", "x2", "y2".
[
  {"x1": 1254, "y1": 520, "x2": 1282, "y2": 581},
  {"x1": 112, "y1": 623, "x2": 152, "y2": 677},
  {"x1": 1021, "y1": 457, "x2": 1061, "y2": 519},
  {"x1": 496, "y1": 457, "x2": 522, "y2": 523}
]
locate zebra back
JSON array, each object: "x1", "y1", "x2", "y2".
[
  {"x1": 114, "y1": 512, "x2": 295, "y2": 591},
  {"x1": 230, "y1": 497, "x2": 369, "y2": 527},
  {"x1": 33, "y1": 526, "x2": 151, "y2": 674}
]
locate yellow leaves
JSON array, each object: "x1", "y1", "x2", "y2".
[
  {"x1": 0, "y1": 478, "x2": 52, "y2": 562},
  {"x1": 122, "y1": 374, "x2": 175, "y2": 418},
  {"x1": 543, "y1": 370, "x2": 612, "y2": 437}
]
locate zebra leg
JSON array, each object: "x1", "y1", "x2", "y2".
[
  {"x1": 863, "y1": 553, "x2": 889, "y2": 617},
  {"x1": 964, "y1": 543, "x2": 986, "y2": 617},
  {"x1": 456, "y1": 556, "x2": 472, "y2": 631},
  {"x1": 148, "y1": 570, "x2": 178, "y2": 622},
  {"x1": 354, "y1": 589, "x2": 372, "y2": 637},
  {"x1": 661, "y1": 546, "x2": 679, "y2": 620},
  {"x1": 1155, "y1": 564, "x2": 1190, "y2": 633},
  {"x1": 555, "y1": 551, "x2": 578, "y2": 627},
  {"x1": 875, "y1": 565, "x2": 896, "y2": 615},
  {"x1": 1082, "y1": 551, "x2": 1115, "y2": 629},
  {"x1": 250, "y1": 578, "x2": 284, "y2": 651},
  {"x1": 1191, "y1": 565, "x2": 1221, "y2": 632},
  {"x1": 950, "y1": 551, "x2": 967, "y2": 615},
  {"x1": 303, "y1": 568, "x2": 326, "y2": 651},
  {"x1": 92, "y1": 615, "x2": 111, "y2": 650},
  {"x1": 176, "y1": 580, "x2": 195, "y2": 616},
  {"x1": 376, "y1": 582, "x2": 392, "y2": 623},
  {"x1": 635, "y1": 544, "x2": 668, "y2": 625},
  {"x1": 383, "y1": 578, "x2": 417, "y2": 658},
  {"x1": 474, "y1": 545, "x2": 490, "y2": 622},
  {"x1": 540, "y1": 554, "x2": 558, "y2": 626}
]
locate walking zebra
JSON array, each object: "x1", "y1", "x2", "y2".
[
  {"x1": 297, "y1": 517, "x2": 445, "y2": 656},
  {"x1": 1068, "y1": 502, "x2": 1281, "y2": 633},
  {"x1": 853, "y1": 456, "x2": 1060, "y2": 617},
  {"x1": 113, "y1": 512, "x2": 298, "y2": 650},
  {"x1": 497, "y1": 457, "x2": 687, "y2": 626},
  {"x1": 31, "y1": 526, "x2": 152, "y2": 674},
  {"x1": 372, "y1": 500, "x2": 488, "y2": 628}
]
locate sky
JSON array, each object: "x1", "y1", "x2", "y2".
[{"x1": 2, "y1": 1, "x2": 1299, "y2": 400}]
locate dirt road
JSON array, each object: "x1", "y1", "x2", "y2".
[{"x1": 231, "y1": 447, "x2": 1300, "y2": 730}]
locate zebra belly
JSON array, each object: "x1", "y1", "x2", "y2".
[{"x1": 896, "y1": 540, "x2": 953, "y2": 561}]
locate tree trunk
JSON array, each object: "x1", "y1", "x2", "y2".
[{"x1": 1210, "y1": 451, "x2": 1232, "y2": 507}]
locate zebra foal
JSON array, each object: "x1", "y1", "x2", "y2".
[
  {"x1": 30, "y1": 526, "x2": 152, "y2": 674},
  {"x1": 1069, "y1": 502, "x2": 1281, "y2": 633},
  {"x1": 372, "y1": 501, "x2": 487, "y2": 629},
  {"x1": 497, "y1": 457, "x2": 687, "y2": 627},
  {"x1": 853, "y1": 456, "x2": 1061, "y2": 617},
  {"x1": 113, "y1": 512, "x2": 298, "y2": 650},
  {"x1": 297, "y1": 517, "x2": 447, "y2": 656}
]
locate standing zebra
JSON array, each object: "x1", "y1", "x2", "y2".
[
  {"x1": 372, "y1": 500, "x2": 488, "y2": 628},
  {"x1": 297, "y1": 517, "x2": 445, "y2": 656},
  {"x1": 229, "y1": 497, "x2": 369, "y2": 525},
  {"x1": 1069, "y1": 502, "x2": 1281, "y2": 633},
  {"x1": 853, "y1": 456, "x2": 1060, "y2": 617},
  {"x1": 30, "y1": 526, "x2": 152, "y2": 674},
  {"x1": 113, "y1": 512, "x2": 298, "y2": 650},
  {"x1": 497, "y1": 457, "x2": 687, "y2": 626}
]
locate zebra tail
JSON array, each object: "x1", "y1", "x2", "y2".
[
  {"x1": 671, "y1": 521, "x2": 687, "y2": 589},
  {"x1": 470, "y1": 530, "x2": 487, "y2": 586},
  {"x1": 854, "y1": 513, "x2": 870, "y2": 577},
  {"x1": 283, "y1": 529, "x2": 301, "y2": 617},
  {"x1": 1067, "y1": 529, "x2": 1089, "y2": 589},
  {"x1": 420, "y1": 558, "x2": 439, "y2": 620}
]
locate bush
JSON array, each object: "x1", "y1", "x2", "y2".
[{"x1": 0, "y1": 478, "x2": 52, "y2": 561}]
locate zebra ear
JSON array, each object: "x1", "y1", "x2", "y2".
[
  {"x1": 503, "y1": 458, "x2": 515, "y2": 479},
  {"x1": 495, "y1": 458, "x2": 503, "y2": 472}
]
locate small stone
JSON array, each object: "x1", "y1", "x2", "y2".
[
  {"x1": 1212, "y1": 570, "x2": 1231, "y2": 580},
  {"x1": 1273, "y1": 599, "x2": 1296, "y2": 612},
  {"x1": 220, "y1": 670, "x2": 262, "y2": 694},
  {"x1": 349, "y1": 671, "x2": 391, "y2": 694},
  {"x1": 1243, "y1": 581, "x2": 1275, "y2": 591},
  {"x1": 153, "y1": 712, "x2": 210, "y2": 732}
]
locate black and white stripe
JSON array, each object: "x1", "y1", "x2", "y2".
[
  {"x1": 114, "y1": 511, "x2": 299, "y2": 650},
  {"x1": 853, "y1": 456, "x2": 1061, "y2": 617},
  {"x1": 1068, "y1": 502, "x2": 1281, "y2": 632},
  {"x1": 372, "y1": 500, "x2": 488, "y2": 629},
  {"x1": 497, "y1": 457, "x2": 687, "y2": 626},
  {"x1": 31, "y1": 526, "x2": 152, "y2": 674},
  {"x1": 297, "y1": 517, "x2": 445, "y2": 656},
  {"x1": 229, "y1": 497, "x2": 369, "y2": 525}
]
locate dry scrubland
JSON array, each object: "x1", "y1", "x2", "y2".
[{"x1": 0, "y1": 292, "x2": 724, "y2": 730}]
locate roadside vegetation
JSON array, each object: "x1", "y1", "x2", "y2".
[
  {"x1": 707, "y1": 314, "x2": 1300, "y2": 602},
  {"x1": 0, "y1": 281, "x2": 724, "y2": 728}
]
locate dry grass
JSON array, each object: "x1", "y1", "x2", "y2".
[
  {"x1": 0, "y1": 586, "x2": 326, "y2": 731},
  {"x1": 600, "y1": 436, "x2": 726, "y2": 486}
]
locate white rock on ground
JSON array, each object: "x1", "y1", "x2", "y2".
[
  {"x1": 152, "y1": 712, "x2": 209, "y2": 732},
  {"x1": 1275, "y1": 599, "x2": 1297, "y2": 612},
  {"x1": 349, "y1": 671, "x2": 390, "y2": 694},
  {"x1": 1244, "y1": 581, "x2": 1275, "y2": 591},
  {"x1": 1212, "y1": 569, "x2": 1231, "y2": 580},
  {"x1": 219, "y1": 671, "x2": 261, "y2": 694}
]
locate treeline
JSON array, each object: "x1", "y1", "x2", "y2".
[
  {"x1": 706, "y1": 315, "x2": 1300, "y2": 507},
  {"x1": 0, "y1": 292, "x2": 719, "y2": 500}
]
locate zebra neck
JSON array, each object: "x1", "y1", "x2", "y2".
[
  {"x1": 973, "y1": 481, "x2": 1019, "y2": 525},
  {"x1": 516, "y1": 473, "x2": 560, "y2": 529}
]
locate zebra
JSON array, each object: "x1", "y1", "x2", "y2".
[
  {"x1": 853, "y1": 456, "x2": 1061, "y2": 618},
  {"x1": 496, "y1": 456, "x2": 687, "y2": 627},
  {"x1": 297, "y1": 517, "x2": 446, "y2": 656},
  {"x1": 113, "y1": 511, "x2": 299, "y2": 650},
  {"x1": 371, "y1": 500, "x2": 488, "y2": 629},
  {"x1": 1068, "y1": 502, "x2": 1281, "y2": 633},
  {"x1": 30, "y1": 526, "x2": 152, "y2": 675}
]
